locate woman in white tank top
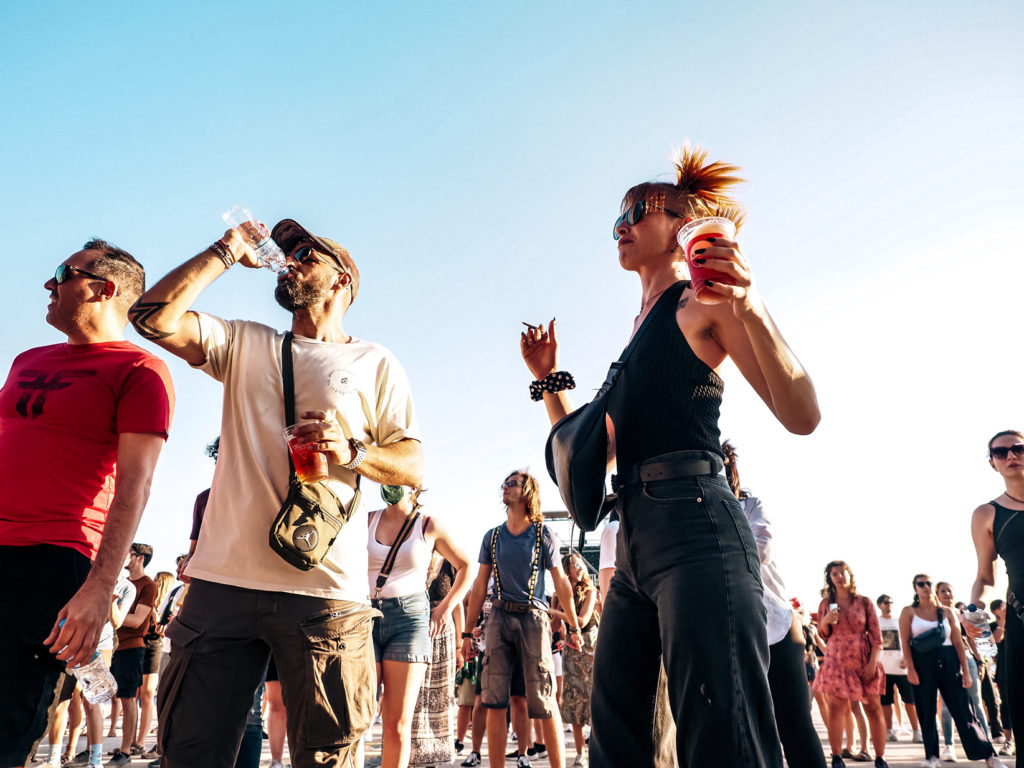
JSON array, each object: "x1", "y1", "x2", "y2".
[
  {"x1": 366, "y1": 485, "x2": 472, "y2": 768},
  {"x1": 898, "y1": 574, "x2": 1002, "y2": 768}
]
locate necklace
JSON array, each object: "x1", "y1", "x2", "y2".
[
  {"x1": 1004, "y1": 491, "x2": 1024, "y2": 504},
  {"x1": 639, "y1": 285, "x2": 670, "y2": 314}
]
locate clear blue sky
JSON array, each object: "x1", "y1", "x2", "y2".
[{"x1": 2, "y1": 1, "x2": 1022, "y2": 607}]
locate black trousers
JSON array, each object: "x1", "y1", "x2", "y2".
[
  {"x1": 980, "y1": 660, "x2": 1003, "y2": 736},
  {"x1": 911, "y1": 645, "x2": 994, "y2": 761},
  {"x1": 767, "y1": 616, "x2": 826, "y2": 768}
]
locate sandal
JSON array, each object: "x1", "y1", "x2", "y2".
[
  {"x1": 853, "y1": 751, "x2": 872, "y2": 762},
  {"x1": 842, "y1": 750, "x2": 855, "y2": 760}
]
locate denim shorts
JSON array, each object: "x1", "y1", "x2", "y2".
[{"x1": 372, "y1": 591, "x2": 431, "y2": 663}]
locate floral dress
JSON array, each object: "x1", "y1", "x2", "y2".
[
  {"x1": 812, "y1": 594, "x2": 885, "y2": 701},
  {"x1": 560, "y1": 586, "x2": 599, "y2": 725}
]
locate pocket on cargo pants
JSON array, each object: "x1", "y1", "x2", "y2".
[{"x1": 299, "y1": 606, "x2": 377, "y2": 745}]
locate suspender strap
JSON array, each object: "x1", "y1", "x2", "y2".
[{"x1": 374, "y1": 510, "x2": 421, "y2": 598}]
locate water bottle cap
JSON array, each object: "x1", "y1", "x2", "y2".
[{"x1": 967, "y1": 603, "x2": 978, "y2": 612}]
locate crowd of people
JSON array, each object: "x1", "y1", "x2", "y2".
[{"x1": 1, "y1": 146, "x2": 1021, "y2": 768}]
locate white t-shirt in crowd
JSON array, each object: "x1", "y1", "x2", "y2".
[
  {"x1": 878, "y1": 614, "x2": 906, "y2": 675},
  {"x1": 185, "y1": 316, "x2": 420, "y2": 600},
  {"x1": 741, "y1": 495, "x2": 794, "y2": 646},
  {"x1": 98, "y1": 576, "x2": 136, "y2": 651},
  {"x1": 599, "y1": 520, "x2": 619, "y2": 571}
]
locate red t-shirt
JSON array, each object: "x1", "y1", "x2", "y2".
[
  {"x1": 0, "y1": 342, "x2": 174, "y2": 559},
  {"x1": 116, "y1": 574, "x2": 158, "y2": 650}
]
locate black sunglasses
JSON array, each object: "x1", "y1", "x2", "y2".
[
  {"x1": 916, "y1": 580, "x2": 932, "y2": 588},
  {"x1": 55, "y1": 264, "x2": 109, "y2": 285},
  {"x1": 991, "y1": 444, "x2": 1024, "y2": 460},
  {"x1": 612, "y1": 200, "x2": 685, "y2": 240},
  {"x1": 291, "y1": 245, "x2": 342, "y2": 273}
]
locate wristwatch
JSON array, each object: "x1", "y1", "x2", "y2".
[
  {"x1": 567, "y1": 626, "x2": 581, "y2": 635},
  {"x1": 461, "y1": 632, "x2": 474, "y2": 639},
  {"x1": 343, "y1": 438, "x2": 367, "y2": 470}
]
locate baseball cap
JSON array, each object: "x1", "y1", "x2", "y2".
[{"x1": 270, "y1": 218, "x2": 359, "y2": 302}]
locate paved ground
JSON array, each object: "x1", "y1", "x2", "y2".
[{"x1": 31, "y1": 709, "x2": 1017, "y2": 767}]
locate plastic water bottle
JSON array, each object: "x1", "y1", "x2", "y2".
[
  {"x1": 221, "y1": 205, "x2": 287, "y2": 273},
  {"x1": 69, "y1": 653, "x2": 118, "y2": 703},
  {"x1": 56, "y1": 620, "x2": 118, "y2": 703},
  {"x1": 964, "y1": 604, "x2": 997, "y2": 658}
]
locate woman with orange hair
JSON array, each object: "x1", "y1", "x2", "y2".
[{"x1": 520, "y1": 145, "x2": 820, "y2": 767}]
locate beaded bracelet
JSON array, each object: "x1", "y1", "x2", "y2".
[
  {"x1": 209, "y1": 240, "x2": 236, "y2": 269},
  {"x1": 529, "y1": 371, "x2": 576, "y2": 401}
]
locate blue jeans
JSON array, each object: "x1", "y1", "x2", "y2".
[
  {"x1": 371, "y1": 591, "x2": 431, "y2": 663},
  {"x1": 589, "y1": 454, "x2": 782, "y2": 768}
]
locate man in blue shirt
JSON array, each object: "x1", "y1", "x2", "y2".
[{"x1": 462, "y1": 470, "x2": 581, "y2": 768}]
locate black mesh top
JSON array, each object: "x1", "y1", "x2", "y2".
[
  {"x1": 606, "y1": 281, "x2": 724, "y2": 473},
  {"x1": 992, "y1": 500, "x2": 1024, "y2": 595},
  {"x1": 427, "y1": 559, "x2": 456, "y2": 609}
]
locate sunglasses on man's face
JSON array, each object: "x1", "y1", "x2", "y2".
[
  {"x1": 54, "y1": 264, "x2": 108, "y2": 285},
  {"x1": 916, "y1": 580, "x2": 932, "y2": 588},
  {"x1": 991, "y1": 443, "x2": 1024, "y2": 460},
  {"x1": 502, "y1": 478, "x2": 523, "y2": 489},
  {"x1": 612, "y1": 200, "x2": 685, "y2": 240},
  {"x1": 290, "y1": 245, "x2": 341, "y2": 273}
]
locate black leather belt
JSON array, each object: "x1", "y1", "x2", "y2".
[
  {"x1": 493, "y1": 598, "x2": 533, "y2": 614},
  {"x1": 612, "y1": 451, "x2": 720, "y2": 490}
]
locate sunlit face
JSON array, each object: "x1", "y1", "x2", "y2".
[
  {"x1": 615, "y1": 194, "x2": 687, "y2": 274},
  {"x1": 44, "y1": 249, "x2": 108, "y2": 333},
  {"x1": 937, "y1": 583, "x2": 955, "y2": 607},
  {"x1": 914, "y1": 576, "x2": 933, "y2": 601},
  {"x1": 568, "y1": 555, "x2": 585, "y2": 582},
  {"x1": 989, "y1": 434, "x2": 1024, "y2": 476},
  {"x1": 829, "y1": 564, "x2": 851, "y2": 590},
  {"x1": 501, "y1": 473, "x2": 525, "y2": 505}
]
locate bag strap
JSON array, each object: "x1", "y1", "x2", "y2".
[
  {"x1": 596, "y1": 281, "x2": 687, "y2": 398},
  {"x1": 281, "y1": 331, "x2": 361, "y2": 495},
  {"x1": 936, "y1": 607, "x2": 945, "y2": 641},
  {"x1": 282, "y1": 332, "x2": 298, "y2": 483},
  {"x1": 374, "y1": 510, "x2": 421, "y2": 598}
]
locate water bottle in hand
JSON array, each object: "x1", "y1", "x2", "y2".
[
  {"x1": 964, "y1": 604, "x2": 997, "y2": 658},
  {"x1": 56, "y1": 620, "x2": 118, "y2": 703},
  {"x1": 221, "y1": 205, "x2": 287, "y2": 273}
]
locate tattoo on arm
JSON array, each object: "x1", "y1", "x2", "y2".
[
  {"x1": 677, "y1": 296, "x2": 689, "y2": 309},
  {"x1": 128, "y1": 301, "x2": 173, "y2": 340}
]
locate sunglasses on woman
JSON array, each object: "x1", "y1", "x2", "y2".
[
  {"x1": 612, "y1": 200, "x2": 685, "y2": 240},
  {"x1": 991, "y1": 443, "x2": 1024, "y2": 460},
  {"x1": 916, "y1": 580, "x2": 932, "y2": 588}
]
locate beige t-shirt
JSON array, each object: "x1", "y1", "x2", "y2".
[{"x1": 185, "y1": 315, "x2": 420, "y2": 600}]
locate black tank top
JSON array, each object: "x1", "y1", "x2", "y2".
[
  {"x1": 606, "y1": 281, "x2": 724, "y2": 472},
  {"x1": 992, "y1": 500, "x2": 1024, "y2": 594}
]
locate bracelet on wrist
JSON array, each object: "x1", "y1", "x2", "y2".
[
  {"x1": 210, "y1": 239, "x2": 236, "y2": 269},
  {"x1": 529, "y1": 371, "x2": 576, "y2": 401},
  {"x1": 567, "y1": 626, "x2": 581, "y2": 634},
  {"x1": 461, "y1": 632, "x2": 473, "y2": 639}
]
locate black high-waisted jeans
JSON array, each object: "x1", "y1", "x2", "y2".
[{"x1": 589, "y1": 453, "x2": 783, "y2": 767}]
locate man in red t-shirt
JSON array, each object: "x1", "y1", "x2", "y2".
[{"x1": 0, "y1": 240, "x2": 174, "y2": 768}]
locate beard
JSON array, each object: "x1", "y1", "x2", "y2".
[{"x1": 274, "y1": 274, "x2": 329, "y2": 312}]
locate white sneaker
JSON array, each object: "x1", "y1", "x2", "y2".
[
  {"x1": 941, "y1": 744, "x2": 958, "y2": 762},
  {"x1": 913, "y1": 729, "x2": 924, "y2": 743},
  {"x1": 985, "y1": 757, "x2": 1007, "y2": 768},
  {"x1": 921, "y1": 759, "x2": 940, "y2": 768},
  {"x1": 269, "y1": 762, "x2": 285, "y2": 768},
  {"x1": 515, "y1": 756, "x2": 531, "y2": 768},
  {"x1": 887, "y1": 729, "x2": 899, "y2": 743},
  {"x1": 997, "y1": 741, "x2": 1013, "y2": 756},
  {"x1": 573, "y1": 756, "x2": 588, "y2": 768}
]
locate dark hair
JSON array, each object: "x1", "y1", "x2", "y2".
[
  {"x1": 989, "y1": 429, "x2": 1024, "y2": 456},
  {"x1": 621, "y1": 143, "x2": 746, "y2": 238},
  {"x1": 991, "y1": 598, "x2": 1005, "y2": 611},
  {"x1": 721, "y1": 440, "x2": 748, "y2": 499},
  {"x1": 876, "y1": 594, "x2": 891, "y2": 606},
  {"x1": 821, "y1": 560, "x2": 858, "y2": 601},
  {"x1": 82, "y1": 238, "x2": 145, "y2": 309},
  {"x1": 132, "y1": 542, "x2": 154, "y2": 568},
  {"x1": 911, "y1": 573, "x2": 930, "y2": 607},
  {"x1": 205, "y1": 436, "x2": 220, "y2": 462},
  {"x1": 505, "y1": 470, "x2": 542, "y2": 523}
]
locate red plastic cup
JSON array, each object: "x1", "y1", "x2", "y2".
[
  {"x1": 282, "y1": 424, "x2": 329, "y2": 484},
  {"x1": 676, "y1": 216, "x2": 737, "y2": 302}
]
